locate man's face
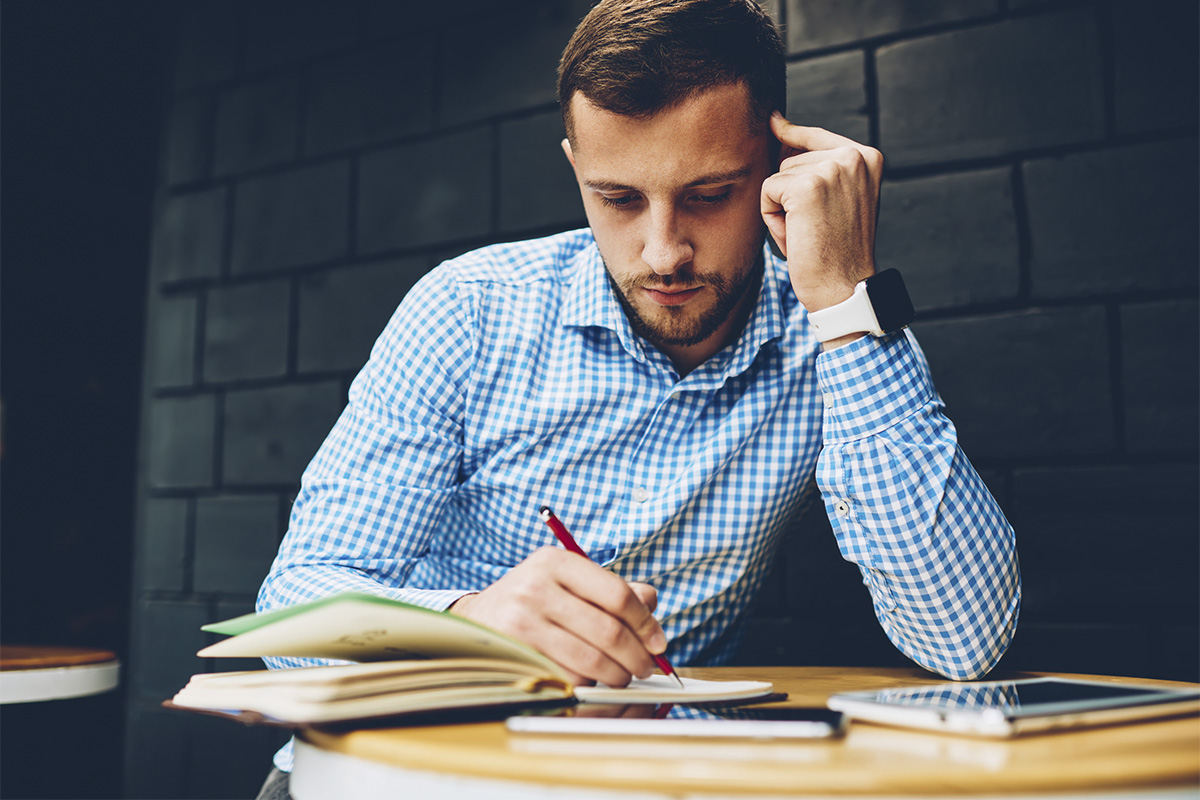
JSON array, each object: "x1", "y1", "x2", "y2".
[{"x1": 564, "y1": 83, "x2": 774, "y2": 365}]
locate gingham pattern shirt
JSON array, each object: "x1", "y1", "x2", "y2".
[{"x1": 259, "y1": 229, "x2": 1019, "y2": 769}]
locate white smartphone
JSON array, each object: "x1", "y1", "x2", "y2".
[{"x1": 506, "y1": 706, "x2": 846, "y2": 739}]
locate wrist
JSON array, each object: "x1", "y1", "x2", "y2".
[
  {"x1": 793, "y1": 280, "x2": 861, "y2": 314},
  {"x1": 447, "y1": 592, "x2": 478, "y2": 616},
  {"x1": 806, "y1": 269, "x2": 914, "y2": 344}
]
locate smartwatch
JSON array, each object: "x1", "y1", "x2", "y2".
[{"x1": 806, "y1": 269, "x2": 915, "y2": 343}]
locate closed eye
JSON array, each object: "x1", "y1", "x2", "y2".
[
  {"x1": 692, "y1": 189, "x2": 732, "y2": 206},
  {"x1": 599, "y1": 194, "x2": 641, "y2": 210}
]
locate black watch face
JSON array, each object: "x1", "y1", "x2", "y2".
[{"x1": 866, "y1": 269, "x2": 915, "y2": 332}]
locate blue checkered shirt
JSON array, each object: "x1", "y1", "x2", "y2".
[{"x1": 259, "y1": 229, "x2": 1020, "y2": 770}]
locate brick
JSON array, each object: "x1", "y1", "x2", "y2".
[
  {"x1": 172, "y1": 1, "x2": 236, "y2": 91},
  {"x1": 243, "y1": 0, "x2": 358, "y2": 74},
  {"x1": 1011, "y1": 465, "x2": 1199, "y2": 626},
  {"x1": 358, "y1": 128, "x2": 493, "y2": 252},
  {"x1": 1024, "y1": 140, "x2": 1199, "y2": 298},
  {"x1": 781, "y1": 500, "x2": 870, "y2": 613},
  {"x1": 1121, "y1": 300, "x2": 1199, "y2": 453},
  {"x1": 912, "y1": 307, "x2": 1114, "y2": 458},
  {"x1": 164, "y1": 94, "x2": 210, "y2": 186},
  {"x1": 785, "y1": 0, "x2": 996, "y2": 52},
  {"x1": 123, "y1": 708, "x2": 188, "y2": 800},
  {"x1": 140, "y1": 498, "x2": 188, "y2": 592},
  {"x1": 232, "y1": 160, "x2": 350, "y2": 274},
  {"x1": 438, "y1": 0, "x2": 592, "y2": 126},
  {"x1": 876, "y1": 167, "x2": 1019, "y2": 311},
  {"x1": 154, "y1": 188, "x2": 226, "y2": 284},
  {"x1": 498, "y1": 111, "x2": 585, "y2": 233},
  {"x1": 222, "y1": 382, "x2": 344, "y2": 485},
  {"x1": 149, "y1": 292, "x2": 197, "y2": 388},
  {"x1": 203, "y1": 280, "x2": 290, "y2": 383},
  {"x1": 362, "y1": 0, "x2": 448, "y2": 36},
  {"x1": 305, "y1": 41, "x2": 435, "y2": 155},
  {"x1": 998, "y1": 623, "x2": 1196, "y2": 684},
  {"x1": 148, "y1": 395, "x2": 215, "y2": 489},
  {"x1": 877, "y1": 11, "x2": 1104, "y2": 166},
  {"x1": 785, "y1": 51, "x2": 869, "y2": 144},
  {"x1": 1112, "y1": 0, "x2": 1200, "y2": 135},
  {"x1": 134, "y1": 600, "x2": 209, "y2": 700},
  {"x1": 297, "y1": 258, "x2": 427, "y2": 373},
  {"x1": 187, "y1": 712, "x2": 291, "y2": 799},
  {"x1": 733, "y1": 617, "x2": 906, "y2": 668},
  {"x1": 194, "y1": 495, "x2": 281, "y2": 595},
  {"x1": 214, "y1": 75, "x2": 300, "y2": 176}
]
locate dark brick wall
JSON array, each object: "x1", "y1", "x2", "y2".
[{"x1": 127, "y1": 1, "x2": 1198, "y2": 796}]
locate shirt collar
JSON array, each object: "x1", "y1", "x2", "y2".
[
  {"x1": 561, "y1": 235, "x2": 788, "y2": 377},
  {"x1": 561, "y1": 239, "x2": 649, "y2": 363}
]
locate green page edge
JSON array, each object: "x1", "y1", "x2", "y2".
[{"x1": 202, "y1": 593, "x2": 458, "y2": 637}]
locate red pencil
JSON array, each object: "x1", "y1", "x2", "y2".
[{"x1": 538, "y1": 505, "x2": 685, "y2": 689}]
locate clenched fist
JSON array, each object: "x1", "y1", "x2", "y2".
[{"x1": 761, "y1": 113, "x2": 884, "y2": 346}]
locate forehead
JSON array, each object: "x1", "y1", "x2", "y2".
[{"x1": 569, "y1": 83, "x2": 768, "y2": 190}]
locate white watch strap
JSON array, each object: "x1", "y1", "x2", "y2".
[{"x1": 806, "y1": 280, "x2": 882, "y2": 343}]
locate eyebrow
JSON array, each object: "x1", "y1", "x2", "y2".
[{"x1": 582, "y1": 166, "x2": 753, "y2": 193}]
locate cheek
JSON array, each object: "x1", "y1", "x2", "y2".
[
  {"x1": 699, "y1": 200, "x2": 765, "y2": 255},
  {"x1": 582, "y1": 204, "x2": 636, "y2": 257}
]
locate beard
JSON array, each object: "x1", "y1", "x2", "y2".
[{"x1": 605, "y1": 249, "x2": 764, "y2": 350}]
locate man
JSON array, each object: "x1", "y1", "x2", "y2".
[{"x1": 254, "y1": 0, "x2": 1020, "y2": 795}]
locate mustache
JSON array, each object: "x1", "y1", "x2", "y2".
[{"x1": 628, "y1": 270, "x2": 704, "y2": 290}]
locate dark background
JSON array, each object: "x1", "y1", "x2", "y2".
[{"x1": 2, "y1": 1, "x2": 1196, "y2": 798}]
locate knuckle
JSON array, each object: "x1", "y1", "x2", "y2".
[
  {"x1": 579, "y1": 649, "x2": 611, "y2": 677},
  {"x1": 528, "y1": 545, "x2": 560, "y2": 565},
  {"x1": 594, "y1": 617, "x2": 627, "y2": 651}
]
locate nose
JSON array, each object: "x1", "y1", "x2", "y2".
[{"x1": 641, "y1": 205, "x2": 693, "y2": 276}]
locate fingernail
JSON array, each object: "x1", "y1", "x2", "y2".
[
  {"x1": 648, "y1": 630, "x2": 666, "y2": 654},
  {"x1": 771, "y1": 110, "x2": 783, "y2": 119}
]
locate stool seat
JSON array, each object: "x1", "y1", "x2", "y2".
[{"x1": 0, "y1": 644, "x2": 120, "y2": 704}]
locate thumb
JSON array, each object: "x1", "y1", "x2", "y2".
[{"x1": 628, "y1": 581, "x2": 658, "y2": 614}]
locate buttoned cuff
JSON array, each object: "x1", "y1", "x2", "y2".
[{"x1": 816, "y1": 330, "x2": 937, "y2": 443}]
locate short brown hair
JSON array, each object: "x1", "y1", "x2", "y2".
[{"x1": 557, "y1": 0, "x2": 785, "y2": 143}]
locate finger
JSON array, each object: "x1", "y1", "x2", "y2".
[
  {"x1": 771, "y1": 114, "x2": 884, "y2": 189},
  {"x1": 770, "y1": 112, "x2": 861, "y2": 154},
  {"x1": 537, "y1": 591, "x2": 656, "y2": 684},
  {"x1": 519, "y1": 614, "x2": 634, "y2": 687},
  {"x1": 760, "y1": 171, "x2": 795, "y2": 255},
  {"x1": 540, "y1": 549, "x2": 667, "y2": 653}
]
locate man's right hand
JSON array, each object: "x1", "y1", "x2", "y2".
[{"x1": 447, "y1": 546, "x2": 666, "y2": 688}]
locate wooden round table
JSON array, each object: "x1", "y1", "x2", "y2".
[
  {"x1": 0, "y1": 644, "x2": 120, "y2": 704},
  {"x1": 292, "y1": 667, "x2": 1200, "y2": 799}
]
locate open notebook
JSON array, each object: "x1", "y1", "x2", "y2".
[{"x1": 167, "y1": 593, "x2": 774, "y2": 726}]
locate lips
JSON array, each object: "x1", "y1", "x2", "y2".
[{"x1": 643, "y1": 285, "x2": 704, "y2": 306}]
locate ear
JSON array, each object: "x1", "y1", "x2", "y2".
[{"x1": 560, "y1": 137, "x2": 576, "y2": 170}]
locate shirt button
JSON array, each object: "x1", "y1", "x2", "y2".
[
  {"x1": 823, "y1": 393, "x2": 834, "y2": 408},
  {"x1": 835, "y1": 500, "x2": 850, "y2": 517},
  {"x1": 633, "y1": 487, "x2": 649, "y2": 503}
]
